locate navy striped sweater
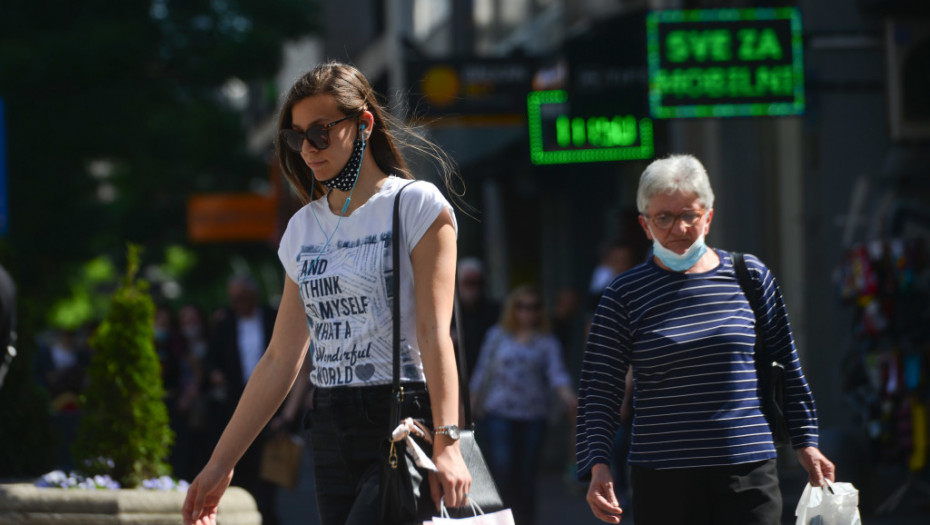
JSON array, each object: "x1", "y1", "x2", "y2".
[{"x1": 576, "y1": 250, "x2": 819, "y2": 478}]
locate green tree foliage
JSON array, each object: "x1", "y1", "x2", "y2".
[
  {"x1": 0, "y1": 0, "x2": 316, "y2": 324},
  {"x1": 72, "y1": 245, "x2": 173, "y2": 487},
  {"x1": 0, "y1": 3, "x2": 314, "y2": 474}
]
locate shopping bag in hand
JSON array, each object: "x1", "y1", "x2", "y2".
[
  {"x1": 795, "y1": 480, "x2": 861, "y2": 525},
  {"x1": 259, "y1": 433, "x2": 304, "y2": 490},
  {"x1": 424, "y1": 500, "x2": 515, "y2": 525}
]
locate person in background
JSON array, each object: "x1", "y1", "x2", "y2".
[
  {"x1": 154, "y1": 305, "x2": 189, "y2": 481},
  {"x1": 549, "y1": 285, "x2": 585, "y2": 486},
  {"x1": 577, "y1": 154, "x2": 835, "y2": 525},
  {"x1": 177, "y1": 304, "x2": 211, "y2": 481},
  {"x1": 183, "y1": 61, "x2": 470, "y2": 525},
  {"x1": 34, "y1": 326, "x2": 92, "y2": 469},
  {"x1": 34, "y1": 328, "x2": 90, "y2": 411},
  {"x1": 180, "y1": 304, "x2": 210, "y2": 365},
  {"x1": 204, "y1": 275, "x2": 279, "y2": 525},
  {"x1": 455, "y1": 257, "x2": 500, "y2": 377},
  {"x1": 470, "y1": 285, "x2": 577, "y2": 525},
  {"x1": 587, "y1": 240, "x2": 636, "y2": 311},
  {"x1": 550, "y1": 286, "x2": 583, "y2": 372}
]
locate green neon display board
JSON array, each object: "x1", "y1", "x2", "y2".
[
  {"x1": 527, "y1": 90, "x2": 654, "y2": 165},
  {"x1": 647, "y1": 7, "x2": 805, "y2": 118}
]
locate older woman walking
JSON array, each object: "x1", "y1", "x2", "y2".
[{"x1": 576, "y1": 154, "x2": 835, "y2": 525}]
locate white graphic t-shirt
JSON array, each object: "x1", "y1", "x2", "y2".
[{"x1": 278, "y1": 177, "x2": 457, "y2": 388}]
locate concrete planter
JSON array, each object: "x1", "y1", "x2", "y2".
[{"x1": 0, "y1": 483, "x2": 261, "y2": 525}]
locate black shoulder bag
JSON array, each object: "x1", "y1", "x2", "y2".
[
  {"x1": 452, "y1": 284, "x2": 505, "y2": 515},
  {"x1": 732, "y1": 252, "x2": 791, "y2": 449},
  {"x1": 380, "y1": 182, "x2": 431, "y2": 524},
  {"x1": 379, "y1": 182, "x2": 504, "y2": 524}
]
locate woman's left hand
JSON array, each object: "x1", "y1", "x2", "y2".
[{"x1": 429, "y1": 440, "x2": 472, "y2": 510}]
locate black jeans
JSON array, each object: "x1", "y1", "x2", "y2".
[
  {"x1": 307, "y1": 383, "x2": 433, "y2": 525},
  {"x1": 630, "y1": 459, "x2": 782, "y2": 525}
]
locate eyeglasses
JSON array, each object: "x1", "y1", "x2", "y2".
[
  {"x1": 644, "y1": 209, "x2": 705, "y2": 230},
  {"x1": 280, "y1": 114, "x2": 356, "y2": 152}
]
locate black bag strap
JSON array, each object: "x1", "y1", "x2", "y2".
[
  {"x1": 732, "y1": 253, "x2": 791, "y2": 447},
  {"x1": 391, "y1": 181, "x2": 417, "y2": 393},
  {"x1": 391, "y1": 181, "x2": 474, "y2": 428},
  {"x1": 452, "y1": 289, "x2": 474, "y2": 429},
  {"x1": 732, "y1": 252, "x2": 770, "y2": 363}
]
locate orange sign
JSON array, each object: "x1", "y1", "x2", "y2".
[{"x1": 187, "y1": 194, "x2": 276, "y2": 242}]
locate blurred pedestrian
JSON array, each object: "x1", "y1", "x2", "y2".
[
  {"x1": 455, "y1": 257, "x2": 500, "y2": 377},
  {"x1": 34, "y1": 328, "x2": 90, "y2": 411},
  {"x1": 183, "y1": 61, "x2": 470, "y2": 525},
  {"x1": 549, "y1": 285, "x2": 585, "y2": 485},
  {"x1": 204, "y1": 275, "x2": 279, "y2": 525},
  {"x1": 550, "y1": 285, "x2": 582, "y2": 370},
  {"x1": 587, "y1": 240, "x2": 637, "y2": 311},
  {"x1": 470, "y1": 285, "x2": 576, "y2": 525},
  {"x1": 153, "y1": 304, "x2": 190, "y2": 481},
  {"x1": 154, "y1": 305, "x2": 184, "y2": 404},
  {"x1": 34, "y1": 326, "x2": 91, "y2": 469},
  {"x1": 176, "y1": 304, "x2": 211, "y2": 481},
  {"x1": 577, "y1": 154, "x2": 835, "y2": 525}
]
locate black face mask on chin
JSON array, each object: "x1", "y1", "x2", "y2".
[{"x1": 317, "y1": 136, "x2": 365, "y2": 192}]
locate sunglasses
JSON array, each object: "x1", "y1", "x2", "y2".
[
  {"x1": 515, "y1": 301, "x2": 540, "y2": 312},
  {"x1": 280, "y1": 114, "x2": 357, "y2": 152}
]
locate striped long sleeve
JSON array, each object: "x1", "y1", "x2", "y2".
[{"x1": 576, "y1": 250, "x2": 819, "y2": 480}]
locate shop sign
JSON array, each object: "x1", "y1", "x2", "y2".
[
  {"x1": 187, "y1": 194, "x2": 276, "y2": 242},
  {"x1": 647, "y1": 7, "x2": 805, "y2": 118},
  {"x1": 527, "y1": 90, "x2": 654, "y2": 165},
  {"x1": 407, "y1": 58, "x2": 535, "y2": 118}
]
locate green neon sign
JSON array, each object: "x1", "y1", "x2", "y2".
[
  {"x1": 527, "y1": 90, "x2": 654, "y2": 165},
  {"x1": 647, "y1": 7, "x2": 805, "y2": 118}
]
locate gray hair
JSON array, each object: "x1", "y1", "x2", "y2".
[
  {"x1": 636, "y1": 154, "x2": 715, "y2": 213},
  {"x1": 457, "y1": 257, "x2": 484, "y2": 278}
]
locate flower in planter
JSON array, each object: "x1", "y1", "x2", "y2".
[
  {"x1": 35, "y1": 470, "x2": 188, "y2": 491},
  {"x1": 35, "y1": 470, "x2": 120, "y2": 490},
  {"x1": 141, "y1": 475, "x2": 190, "y2": 491}
]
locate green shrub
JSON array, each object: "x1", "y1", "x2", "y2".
[{"x1": 72, "y1": 245, "x2": 173, "y2": 487}]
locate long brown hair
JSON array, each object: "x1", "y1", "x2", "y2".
[{"x1": 275, "y1": 61, "x2": 461, "y2": 205}]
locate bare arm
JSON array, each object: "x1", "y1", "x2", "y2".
[
  {"x1": 410, "y1": 208, "x2": 472, "y2": 509},
  {"x1": 272, "y1": 353, "x2": 313, "y2": 432},
  {"x1": 183, "y1": 277, "x2": 310, "y2": 525}
]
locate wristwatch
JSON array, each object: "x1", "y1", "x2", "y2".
[{"x1": 434, "y1": 424, "x2": 460, "y2": 440}]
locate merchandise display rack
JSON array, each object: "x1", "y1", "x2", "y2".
[{"x1": 838, "y1": 210, "x2": 930, "y2": 514}]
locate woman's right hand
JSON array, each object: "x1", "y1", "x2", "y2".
[{"x1": 181, "y1": 463, "x2": 234, "y2": 525}]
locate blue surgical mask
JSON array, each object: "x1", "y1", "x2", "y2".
[{"x1": 649, "y1": 226, "x2": 708, "y2": 272}]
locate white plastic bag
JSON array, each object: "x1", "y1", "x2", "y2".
[
  {"x1": 424, "y1": 500, "x2": 515, "y2": 525},
  {"x1": 795, "y1": 480, "x2": 862, "y2": 525}
]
